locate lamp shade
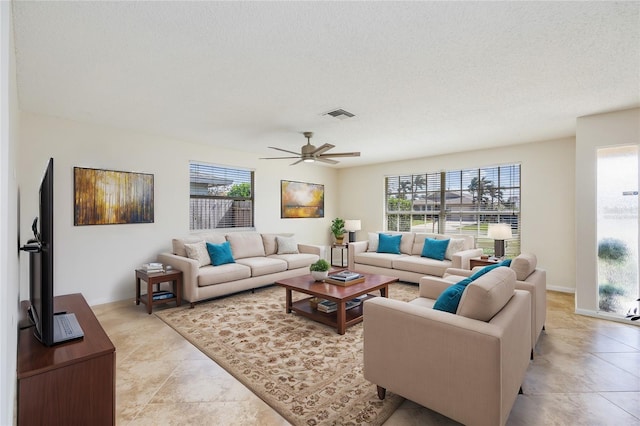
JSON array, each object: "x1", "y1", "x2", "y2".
[
  {"x1": 487, "y1": 223, "x2": 512, "y2": 240},
  {"x1": 344, "y1": 220, "x2": 361, "y2": 232}
]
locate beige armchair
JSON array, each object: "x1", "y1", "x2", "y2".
[
  {"x1": 363, "y1": 267, "x2": 531, "y2": 426},
  {"x1": 440, "y1": 252, "x2": 546, "y2": 357}
]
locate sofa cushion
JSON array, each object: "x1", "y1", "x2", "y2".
[
  {"x1": 392, "y1": 255, "x2": 452, "y2": 277},
  {"x1": 421, "y1": 238, "x2": 449, "y2": 261},
  {"x1": 444, "y1": 238, "x2": 466, "y2": 260},
  {"x1": 377, "y1": 234, "x2": 402, "y2": 254},
  {"x1": 510, "y1": 253, "x2": 537, "y2": 281},
  {"x1": 197, "y1": 263, "x2": 251, "y2": 286},
  {"x1": 261, "y1": 233, "x2": 293, "y2": 256},
  {"x1": 226, "y1": 232, "x2": 266, "y2": 259},
  {"x1": 184, "y1": 241, "x2": 211, "y2": 267},
  {"x1": 276, "y1": 235, "x2": 299, "y2": 254},
  {"x1": 172, "y1": 233, "x2": 227, "y2": 257},
  {"x1": 457, "y1": 267, "x2": 516, "y2": 321},
  {"x1": 355, "y1": 251, "x2": 407, "y2": 269},
  {"x1": 206, "y1": 241, "x2": 236, "y2": 266},
  {"x1": 432, "y1": 263, "x2": 504, "y2": 314},
  {"x1": 367, "y1": 232, "x2": 379, "y2": 252},
  {"x1": 268, "y1": 253, "x2": 318, "y2": 270},
  {"x1": 235, "y1": 257, "x2": 287, "y2": 277}
]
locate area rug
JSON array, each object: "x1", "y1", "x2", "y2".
[{"x1": 155, "y1": 282, "x2": 419, "y2": 426}]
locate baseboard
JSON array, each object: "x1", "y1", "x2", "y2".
[
  {"x1": 575, "y1": 308, "x2": 640, "y2": 326},
  {"x1": 547, "y1": 285, "x2": 575, "y2": 293}
]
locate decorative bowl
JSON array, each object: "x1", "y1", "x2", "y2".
[{"x1": 311, "y1": 270, "x2": 328, "y2": 281}]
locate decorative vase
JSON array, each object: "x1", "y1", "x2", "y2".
[{"x1": 311, "y1": 271, "x2": 328, "y2": 281}]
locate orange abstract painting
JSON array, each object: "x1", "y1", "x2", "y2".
[{"x1": 281, "y1": 180, "x2": 324, "y2": 218}]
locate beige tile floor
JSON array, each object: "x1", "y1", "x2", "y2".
[{"x1": 92, "y1": 290, "x2": 640, "y2": 425}]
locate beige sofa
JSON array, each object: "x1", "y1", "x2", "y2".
[
  {"x1": 428, "y1": 252, "x2": 546, "y2": 356},
  {"x1": 158, "y1": 232, "x2": 321, "y2": 305},
  {"x1": 348, "y1": 232, "x2": 482, "y2": 283},
  {"x1": 364, "y1": 267, "x2": 531, "y2": 426}
]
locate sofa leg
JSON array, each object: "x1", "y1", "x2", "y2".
[
  {"x1": 531, "y1": 349, "x2": 534, "y2": 360},
  {"x1": 190, "y1": 302, "x2": 195, "y2": 309},
  {"x1": 542, "y1": 324, "x2": 546, "y2": 331},
  {"x1": 377, "y1": 386, "x2": 386, "y2": 400},
  {"x1": 519, "y1": 386, "x2": 524, "y2": 395}
]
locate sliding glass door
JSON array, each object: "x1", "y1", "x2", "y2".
[{"x1": 596, "y1": 145, "x2": 639, "y2": 317}]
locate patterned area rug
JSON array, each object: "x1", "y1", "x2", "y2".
[{"x1": 155, "y1": 282, "x2": 419, "y2": 426}]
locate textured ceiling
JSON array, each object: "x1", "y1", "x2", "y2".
[{"x1": 11, "y1": 1, "x2": 640, "y2": 167}]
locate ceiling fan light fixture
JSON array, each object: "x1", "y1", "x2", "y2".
[{"x1": 303, "y1": 158, "x2": 315, "y2": 163}]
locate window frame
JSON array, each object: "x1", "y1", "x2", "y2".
[
  {"x1": 189, "y1": 161, "x2": 255, "y2": 230},
  {"x1": 385, "y1": 163, "x2": 521, "y2": 256}
]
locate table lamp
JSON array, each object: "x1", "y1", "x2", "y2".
[
  {"x1": 344, "y1": 220, "x2": 361, "y2": 243},
  {"x1": 487, "y1": 223, "x2": 512, "y2": 258}
]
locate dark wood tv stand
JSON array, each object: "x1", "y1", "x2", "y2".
[{"x1": 17, "y1": 293, "x2": 115, "y2": 426}]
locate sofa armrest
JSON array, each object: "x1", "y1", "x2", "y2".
[
  {"x1": 443, "y1": 267, "x2": 473, "y2": 277},
  {"x1": 157, "y1": 252, "x2": 199, "y2": 303},
  {"x1": 298, "y1": 243, "x2": 322, "y2": 257},
  {"x1": 418, "y1": 276, "x2": 457, "y2": 299},
  {"x1": 451, "y1": 248, "x2": 483, "y2": 269},
  {"x1": 348, "y1": 240, "x2": 368, "y2": 270}
]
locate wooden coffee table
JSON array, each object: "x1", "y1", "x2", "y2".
[{"x1": 275, "y1": 272, "x2": 399, "y2": 334}]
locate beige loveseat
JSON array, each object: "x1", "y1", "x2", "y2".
[
  {"x1": 158, "y1": 232, "x2": 321, "y2": 305},
  {"x1": 348, "y1": 232, "x2": 482, "y2": 283},
  {"x1": 429, "y1": 252, "x2": 546, "y2": 356},
  {"x1": 364, "y1": 267, "x2": 531, "y2": 426}
]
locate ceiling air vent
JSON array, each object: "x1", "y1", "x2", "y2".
[{"x1": 323, "y1": 108, "x2": 355, "y2": 120}]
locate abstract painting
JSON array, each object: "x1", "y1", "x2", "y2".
[
  {"x1": 74, "y1": 167, "x2": 154, "y2": 225},
  {"x1": 281, "y1": 180, "x2": 324, "y2": 218}
]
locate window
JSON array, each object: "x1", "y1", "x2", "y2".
[
  {"x1": 189, "y1": 161, "x2": 254, "y2": 230},
  {"x1": 385, "y1": 164, "x2": 521, "y2": 256}
]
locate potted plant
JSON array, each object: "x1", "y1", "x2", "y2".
[
  {"x1": 309, "y1": 259, "x2": 330, "y2": 281},
  {"x1": 331, "y1": 217, "x2": 346, "y2": 244}
]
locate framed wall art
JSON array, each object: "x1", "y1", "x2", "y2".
[
  {"x1": 280, "y1": 180, "x2": 324, "y2": 218},
  {"x1": 74, "y1": 167, "x2": 154, "y2": 225}
]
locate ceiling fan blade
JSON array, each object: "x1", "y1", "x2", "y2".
[
  {"x1": 311, "y1": 143, "x2": 335, "y2": 156},
  {"x1": 290, "y1": 159, "x2": 305, "y2": 166},
  {"x1": 260, "y1": 156, "x2": 301, "y2": 159},
  {"x1": 268, "y1": 146, "x2": 301, "y2": 156},
  {"x1": 318, "y1": 151, "x2": 361, "y2": 158},
  {"x1": 315, "y1": 157, "x2": 339, "y2": 165}
]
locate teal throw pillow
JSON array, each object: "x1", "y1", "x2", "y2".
[
  {"x1": 206, "y1": 241, "x2": 235, "y2": 266},
  {"x1": 433, "y1": 277, "x2": 473, "y2": 313},
  {"x1": 421, "y1": 238, "x2": 450, "y2": 261},
  {"x1": 500, "y1": 258, "x2": 512, "y2": 267},
  {"x1": 377, "y1": 234, "x2": 402, "y2": 254}
]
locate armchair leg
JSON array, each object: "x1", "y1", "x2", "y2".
[
  {"x1": 519, "y1": 386, "x2": 524, "y2": 394},
  {"x1": 377, "y1": 386, "x2": 386, "y2": 400},
  {"x1": 531, "y1": 349, "x2": 534, "y2": 360}
]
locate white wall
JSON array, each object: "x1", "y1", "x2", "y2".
[
  {"x1": 575, "y1": 107, "x2": 640, "y2": 314},
  {"x1": 338, "y1": 138, "x2": 577, "y2": 292},
  {"x1": 18, "y1": 113, "x2": 340, "y2": 305},
  {"x1": 1, "y1": 1, "x2": 20, "y2": 423}
]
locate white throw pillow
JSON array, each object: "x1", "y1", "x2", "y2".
[
  {"x1": 184, "y1": 240, "x2": 211, "y2": 267},
  {"x1": 367, "y1": 232, "x2": 379, "y2": 252},
  {"x1": 276, "y1": 235, "x2": 299, "y2": 254},
  {"x1": 445, "y1": 238, "x2": 467, "y2": 260}
]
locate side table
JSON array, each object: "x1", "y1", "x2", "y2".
[
  {"x1": 331, "y1": 243, "x2": 349, "y2": 267},
  {"x1": 469, "y1": 257, "x2": 500, "y2": 269},
  {"x1": 135, "y1": 269, "x2": 183, "y2": 314}
]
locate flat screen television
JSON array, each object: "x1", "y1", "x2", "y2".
[{"x1": 23, "y1": 158, "x2": 56, "y2": 346}]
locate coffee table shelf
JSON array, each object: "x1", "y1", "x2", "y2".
[{"x1": 291, "y1": 294, "x2": 376, "y2": 330}]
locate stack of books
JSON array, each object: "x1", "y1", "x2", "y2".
[
  {"x1": 325, "y1": 271, "x2": 365, "y2": 286},
  {"x1": 142, "y1": 262, "x2": 164, "y2": 273},
  {"x1": 317, "y1": 297, "x2": 363, "y2": 313},
  {"x1": 151, "y1": 290, "x2": 175, "y2": 301}
]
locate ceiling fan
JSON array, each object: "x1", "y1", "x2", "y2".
[{"x1": 261, "y1": 132, "x2": 360, "y2": 165}]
